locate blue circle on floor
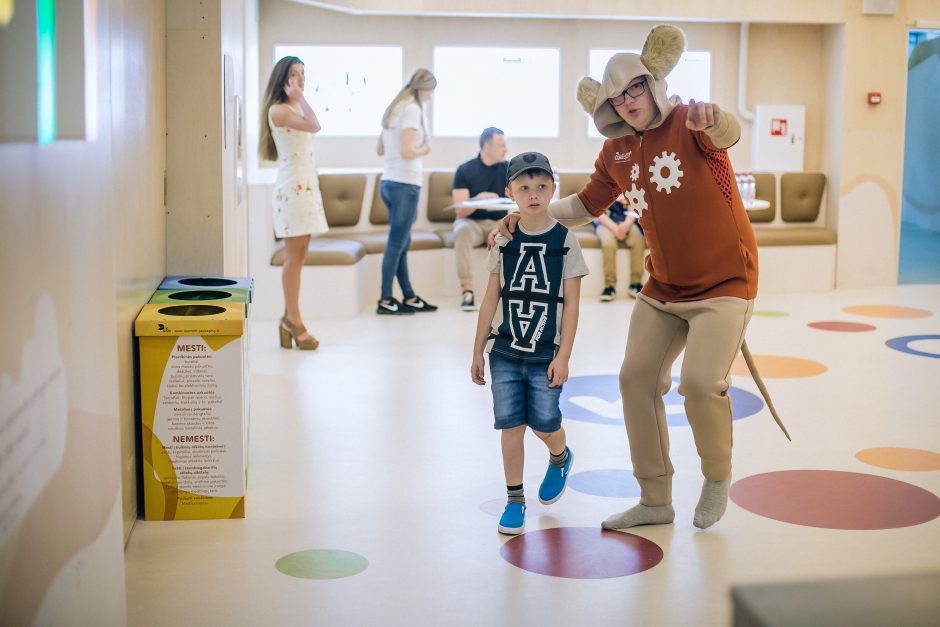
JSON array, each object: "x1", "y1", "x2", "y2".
[
  {"x1": 569, "y1": 469, "x2": 641, "y2": 498},
  {"x1": 560, "y1": 375, "x2": 764, "y2": 426},
  {"x1": 885, "y1": 334, "x2": 940, "y2": 359}
]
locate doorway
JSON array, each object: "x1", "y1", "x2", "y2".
[{"x1": 899, "y1": 29, "x2": 940, "y2": 284}]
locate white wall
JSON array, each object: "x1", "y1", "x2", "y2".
[
  {"x1": 255, "y1": 1, "x2": 834, "y2": 178},
  {"x1": 0, "y1": 0, "x2": 167, "y2": 623}
]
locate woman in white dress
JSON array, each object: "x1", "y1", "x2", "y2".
[
  {"x1": 259, "y1": 56, "x2": 328, "y2": 349},
  {"x1": 375, "y1": 69, "x2": 439, "y2": 315}
]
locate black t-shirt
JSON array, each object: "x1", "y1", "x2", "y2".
[{"x1": 453, "y1": 155, "x2": 510, "y2": 220}]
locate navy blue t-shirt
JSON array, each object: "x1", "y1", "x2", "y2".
[{"x1": 453, "y1": 155, "x2": 509, "y2": 221}]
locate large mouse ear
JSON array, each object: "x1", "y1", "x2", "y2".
[
  {"x1": 576, "y1": 77, "x2": 601, "y2": 115},
  {"x1": 641, "y1": 25, "x2": 685, "y2": 80}
]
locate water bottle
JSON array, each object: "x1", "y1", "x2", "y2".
[
  {"x1": 552, "y1": 170, "x2": 561, "y2": 200},
  {"x1": 747, "y1": 172, "x2": 756, "y2": 203}
]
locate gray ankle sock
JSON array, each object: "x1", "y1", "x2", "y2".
[
  {"x1": 507, "y1": 484, "x2": 525, "y2": 506},
  {"x1": 549, "y1": 447, "x2": 569, "y2": 467},
  {"x1": 693, "y1": 478, "x2": 730, "y2": 529},
  {"x1": 601, "y1": 503, "x2": 675, "y2": 529}
]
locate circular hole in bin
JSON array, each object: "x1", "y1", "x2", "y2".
[
  {"x1": 168, "y1": 290, "x2": 232, "y2": 301},
  {"x1": 157, "y1": 304, "x2": 227, "y2": 317},
  {"x1": 178, "y1": 277, "x2": 237, "y2": 287}
]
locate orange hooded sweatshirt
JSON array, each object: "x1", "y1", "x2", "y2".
[{"x1": 577, "y1": 103, "x2": 758, "y2": 302}]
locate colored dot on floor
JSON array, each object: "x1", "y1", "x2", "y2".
[
  {"x1": 731, "y1": 354, "x2": 827, "y2": 378},
  {"x1": 808, "y1": 321, "x2": 877, "y2": 332},
  {"x1": 568, "y1": 469, "x2": 642, "y2": 498},
  {"x1": 275, "y1": 549, "x2": 368, "y2": 580},
  {"x1": 856, "y1": 447, "x2": 940, "y2": 471},
  {"x1": 730, "y1": 470, "x2": 940, "y2": 530},
  {"x1": 561, "y1": 374, "x2": 764, "y2": 427},
  {"x1": 480, "y1": 498, "x2": 549, "y2": 517},
  {"x1": 885, "y1": 334, "x2": 940, "y2": 359},
  {"x1": 753, "y1": 310, "x2": 790, "y2": 318},
  {"x1": 500, "y1": 527, "x2": 663, "y2": 579},
  {"x1": 843, "y1": 304, "x2": 933, "y2": 319}
]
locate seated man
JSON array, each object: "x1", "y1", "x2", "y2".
[
  {"x1": 594, "y1": 193, "x2": 646, "y2": 300},
  {"x1": 452, "y1": 127, "x2": 509, "y2": 311}
]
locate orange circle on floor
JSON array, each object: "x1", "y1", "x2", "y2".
[
  {"x1": 843, "y1": 305, "x2": 933, "y2": 319},
  {"x1": 856, "y1": 447, "x2": 940, "y2": 471},
  {"x1": 731, "y1": 354, "x2": 827, "y2": 378}
]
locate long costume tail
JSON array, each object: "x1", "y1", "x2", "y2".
[{"x1": 740, "y1": 339, "x2": 792, "y2": 441}]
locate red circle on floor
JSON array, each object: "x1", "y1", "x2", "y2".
[
  {"x1": 730, "y1": 470, "x2": 940, "y2": 530},
  {"x1": 500, "y1": 527, "x2": 663, "y2": 579},
  {"x1": 808, "y1": 321, "x2": 877, "y2": 332}
]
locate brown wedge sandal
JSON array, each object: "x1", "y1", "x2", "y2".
[{"x1": 279, "y1": 316, "x2": 319, "y2": 350}]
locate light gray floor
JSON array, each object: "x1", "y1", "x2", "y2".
[{"x1": 124, "y1": 285, "x2": 940, "y2": 627}]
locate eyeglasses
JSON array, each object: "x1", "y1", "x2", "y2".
[{"x1": 608, "y1": 80, "x2": 647, "y2": 107}]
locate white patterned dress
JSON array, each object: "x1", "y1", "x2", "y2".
[{"x1": 269, "y1": 108, "x2": 328, "y2": 238}]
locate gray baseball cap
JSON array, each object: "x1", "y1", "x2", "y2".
[{"x1": 506, "y1": 152, "x2": 554, "y2": 184}]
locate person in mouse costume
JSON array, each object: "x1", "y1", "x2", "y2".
[{"x1": 498, "y1": 24, "x2": 789, "y2": 529}]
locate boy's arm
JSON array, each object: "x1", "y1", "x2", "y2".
[
  {"x1": 547, "y1": 277, "x2": 582, "y2": 388},
  {"x1": 471, "y1": 272, "x2": 502, "y2": 385}
]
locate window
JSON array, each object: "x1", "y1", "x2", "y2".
[
  {"x1": 273, "y1": 45, "x2": 403, "y2": 136},
  {"x1": 432, "y1": 47, "x2": 559, "y2": 138},
  {"x1": 586, "y1": 49, "x2": 711, "y2": 138}
]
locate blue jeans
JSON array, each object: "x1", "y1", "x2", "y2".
[
  {"x1": 489, "y1": 352, "x2": 562, "y2": 432},
  {"x1": 379, "y1": 180, "x2": 419, "y2": 301}
]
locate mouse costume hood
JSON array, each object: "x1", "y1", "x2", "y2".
[{"x1": 576, "y1": 24, "x2": 685, "y2": 138}]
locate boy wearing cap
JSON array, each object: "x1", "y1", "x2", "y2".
[{"x1": 471, "y1": 152, "x2": 589, "y2": 535}]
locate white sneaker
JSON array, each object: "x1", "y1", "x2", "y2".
[
  {"x1": 627, "y1": 283, "x2": 642, "y2": 299},
  {"x1": 460, "y1": 290, "x2": 476, "y2": 311}
]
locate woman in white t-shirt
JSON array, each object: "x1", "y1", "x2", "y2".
[{"x1": 375, "y1": 69, "x2": 439, "y2": 315}]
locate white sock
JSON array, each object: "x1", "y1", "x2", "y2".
[
  {"x1": 693, "y1": 478, "x2": 730, "y2": 529},
  {"x1": 601, "y1": 503, "x2": 675, "y2": 529}
]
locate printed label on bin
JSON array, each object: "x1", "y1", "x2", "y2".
[
  {"x1": 152, "y1": 335, "x2": 244, "y2": 498},
  {"x1": 135, "y1": 303, "x2": 244, "y2": 336}
]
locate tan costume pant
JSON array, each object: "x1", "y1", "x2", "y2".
[
  {"x1": 620, "y1": 293, "x2": 753, "y2": 506},
  {"x1": 596, "y1": 223, "x2": 645, "y2": 285},
  {"x1": 453, "y1": 218, "x2": 498, "y2": 286}
]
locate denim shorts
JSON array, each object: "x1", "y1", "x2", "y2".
[{"x1": 489, "y1": 351, "x2": 562, "y2": 433}]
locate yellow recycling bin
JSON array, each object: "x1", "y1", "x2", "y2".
[{"x1": 135, "y1": 303, "x2": 247, "y2": 520}]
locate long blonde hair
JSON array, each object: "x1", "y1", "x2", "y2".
[
  {"x1": 381, "y1": 68, "x2": 437, "y2": 130},
  {"x1": 259, "y1": 56, "x2": 303, "y2": 162}
]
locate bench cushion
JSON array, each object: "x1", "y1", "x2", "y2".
[
  {"x1": 323, "y1": 230, "x2": 443, "y2": 254},
  {"x1": 749, "y1": 172, "x2": 776, "y2": 223},
  {"x1": 320, "y1": 174, "x2": 367, "y2": 227},
  {"x1": 270, "y1": 238, "x2": 366, "y2": 266},
  {"x1": 781, "y1": 172, "x2": 827, "y2": 222},
  {"x1": 754, "y1": 227, "x2": 837, "y2": 246}
]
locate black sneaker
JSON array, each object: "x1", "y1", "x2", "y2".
[
  {"x1": 377, "y1": 298, "x2": 414, "y2": 315},
  {"x1": 401, "y1": 295, "x2": 438, "y2": 313},
  {"x1": 627, "y1": 283, "x2": 642, "y2": 299},
  {"x1": 600, "y1": 286, "x2": 616, "y2": 302},
  {"x1": 460, "y1": 290, "x2": 475, "y2": 312}
]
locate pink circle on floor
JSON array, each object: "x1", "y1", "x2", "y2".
[
  {"x1": 856, "y1": 448, "x2": 940, "y2": 471},
  {"x1": 843, "y1": 305, "x2": 932, "y2": 319},
  {"x1": 808, "y1": 321, "x2": 877, "y2": 332},
  {"x1": 500, "y1": 527, "x2": 663, "y2": 579},
  {"x1": 730, "y1": 470, "x2": 940, "y2": 530}
]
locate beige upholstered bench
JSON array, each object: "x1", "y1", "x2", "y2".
[{"x1": 749, "y1": 171, "x2": 837, "y2": 292}]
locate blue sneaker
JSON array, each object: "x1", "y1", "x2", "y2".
[
  {"x1": 498, "y1": 502, "x2": 526, "y2": 535},
  {"x1": 538, "y1": 447, "x2": 573, "y2": 505}
]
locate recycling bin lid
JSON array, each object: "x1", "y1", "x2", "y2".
[
  {"x1": 148, "y1": 288, "x2": 250, "y2": 304},
  {"x1": 159, "y1": 276, "x2": 254, "y2": 300},
  {"x1": 135, "y1": 302, "x2": 245, "y2": 337}
]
